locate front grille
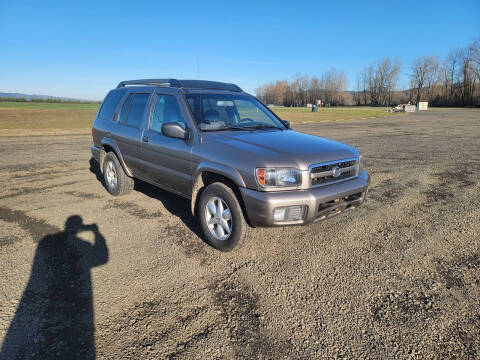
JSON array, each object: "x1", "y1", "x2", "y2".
[{"x1": 310, "y1": 158, "x2": 357, "y2": 186}]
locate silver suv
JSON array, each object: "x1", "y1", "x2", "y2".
[{"x1": 91, "y1": 79, "x2": 370, "y2": 251}]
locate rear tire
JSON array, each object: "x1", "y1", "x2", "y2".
[
  {"x1": 103, "y1": 152, "x2": 134, "y2": 196},
  {"x1": 199, "y1": 182, "x2": 247, "y2": 251}
]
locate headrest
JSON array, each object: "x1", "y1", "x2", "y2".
[{"x1": 203, "y1": 109, "x2": 220, "y2": 123}]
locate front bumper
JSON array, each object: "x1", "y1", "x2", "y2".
[
  {"x1": 240, "y1": 171, "x2": 370, "y2": 227},
  {"x1": 91, "y1": 145, "x2": 100, "y2": 162}
]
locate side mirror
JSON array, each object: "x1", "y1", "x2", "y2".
[
  {"x1": 282, "y1": 120, "x2": 290, "y2": 128},
  {"x1": 162, "y1": 122, "x2": 188, "y2": 139}
]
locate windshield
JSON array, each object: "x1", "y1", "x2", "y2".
[{"x1": 185, "y1": 93, "x2": 285, "y2": 131}]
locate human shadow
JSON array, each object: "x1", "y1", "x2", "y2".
[
  {"x1": 89, "y1": 158, "x2": 201, "y2": 237},
  {"x1": 0, "y1": 216, "x2": 108, "y2": 360}
]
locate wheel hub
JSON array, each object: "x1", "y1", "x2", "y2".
[
  {"x1": 105, "y1": 161, "x2": 117, "y2": 188},
  {"x1": 205, "y1": 197, "x2": 232, "y2": 241}
]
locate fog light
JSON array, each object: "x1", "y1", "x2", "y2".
[
  {"x1": 273, "y1": 208, "x2": 286, "y2": 221},
  {"x1": 273, "y1": 205, "x2": 306, "y2": 222}
]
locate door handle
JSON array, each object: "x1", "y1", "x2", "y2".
[{"x1": 142, "y1": 135, "x2": 149, "y2": 143}]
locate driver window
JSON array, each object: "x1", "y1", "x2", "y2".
[{"x1": 150, "y1": 94, "x2": 185, "y2": 133}]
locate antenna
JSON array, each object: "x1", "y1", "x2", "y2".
[{"x1": 196, "y1": 58, "x2": 200, "y2": 80}]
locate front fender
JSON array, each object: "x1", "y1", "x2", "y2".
[
  {"x1": 190, "y1": 161, "x2": 246, "y2": 215},
  {"x1": 193, "y1": 161, "x2": 246, "y2": 188}
]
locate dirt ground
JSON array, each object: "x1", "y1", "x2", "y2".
[{"x1": 0, "y1": 109, "x2": 479, "y2": 359}]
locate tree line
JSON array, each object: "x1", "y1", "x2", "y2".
[
  {"x1": 407, "y1": 38, "x2": 479, "y2": 107},
  {"x1": 256, "y1": 70, "x2": 351, "y2": 107},
  {"x1": 256, "y1": 38, "x2": 480, "y2": 107},
  {"x1": 0, "y1": 96, "x2": 99, "y2": 104}
]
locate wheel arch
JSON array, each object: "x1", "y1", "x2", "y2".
[
  {"x1": 100, "y1": 138, "x2": 133, "y2": 177},
  {"x1": 191, "y1": 163, "x2": 249, "y2": 222}
]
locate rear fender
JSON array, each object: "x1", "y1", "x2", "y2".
[{"x1": 100, "y1": 138, "x2": 133, "y2": 177}]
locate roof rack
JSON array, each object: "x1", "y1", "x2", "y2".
[
  {"x1": 117, "y1": 79, "x2": 182, "y2": 88},
  {"x1": 116, "y1": 79, "x2": 242, "y2": 92}
]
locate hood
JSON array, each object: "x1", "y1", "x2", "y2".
[{"x1": 203, "y1": 129, "x2": 358, "y2": 170}]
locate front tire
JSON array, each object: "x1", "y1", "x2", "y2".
[
  {"x1": 103, "y1": 152, "x2": 134, "y2": 196},
  {"x1": 199, "y1": 182, "x2": 247, "y2": 251}
]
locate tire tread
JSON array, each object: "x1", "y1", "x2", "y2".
[
  {"x1": 103, "y1": 152, "x2": 134, "y2": 196},
  {"x1": 199, "y1": 182, "x2": 248, "y2": 251}
]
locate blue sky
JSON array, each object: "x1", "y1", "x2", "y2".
[{"x1": 1, "y1": 0, "x2": 478, "y2": 100}]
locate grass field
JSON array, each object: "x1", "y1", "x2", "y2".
[
  {"x1": 0, "y1": 101, "x2": 99, "y2": 131},
  {"x1": 0, "y1": 101, "x2": 99, "y2": 110},
  {"x1": 272, "y1": 106, "x2": 400, "y2": 123},
  {"x1": 0, "y1": 101, "x2": 401, "y2": 134}
]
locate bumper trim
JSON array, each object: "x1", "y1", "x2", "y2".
[{"x1": 240, "y1": 171, "x2": 370, "y2": 227}]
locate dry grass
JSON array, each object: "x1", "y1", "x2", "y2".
[
  {"x1": 271, "y1": 106, "x2": 403, "y2": 124},
  {"x1": 0, "y1": 102, "x2": 99, "y2": 131}
]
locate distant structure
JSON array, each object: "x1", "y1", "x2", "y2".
[
  {"x1": 306, "y1": 100, "x2": 322, "y2": 109},
  {"x1": 417, "y1": 102, "x2": 428, "y2": 111},
  {"x1": 405, "y1": 104, "x2": 416, "y2": 112}
]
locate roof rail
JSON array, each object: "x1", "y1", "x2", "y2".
[
  {"x1": 116, "y1": 79, "x2": 182, "y2": 89},
  {"x1": 116, "y1": 79, "x2": 243, "y2": 92},
  {"x1": 178, "y1": 80, "x2": 242, "y2": 92}
]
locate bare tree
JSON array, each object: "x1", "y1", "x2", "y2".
[
  {"x1": 353, "y1": 75, "x2": 362, "y2": 105},
  {"x1": 459, "y1": 46, "x2": 479, "y2": 106},
  {"x1": 447, "y1": 48, "x2": 462, "y2": 101},
  {"x1": 378, "y1": 57, "x2": 401, "y2": 106},
  {"x1": 410, "y1": 55, "x2": 440, "y2": 104},
  {"x1": 358, "y1": 58, "x2": 401, "y2": 106},
  {"x1": 320, "y1": 69, "x2": 348, "y2": 106},
  {"x1": 361, "y1": 71, "x2": 369, "y2": 105},
  {"x1": 468, "y1": 38, "x2": 480, "y2": 79},
  {"x1": 256, "y1": 71, "x2": 350, "y2": 107}
]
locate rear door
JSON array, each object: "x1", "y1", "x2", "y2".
[
  {"x1": 110, "y1": 92, "x2": 151, "y2": 176},
  {"x1": 141, "y1": 89, "x2": 193, "y2": 196}
]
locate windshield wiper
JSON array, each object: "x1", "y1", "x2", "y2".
[
  {"x1": 201, "y1": 124, "x2": 283, "y2": 132},
  {"x1": 240, "y1": 124, "x2": 283, "y2": 130},
  {"x1": 201, "y1": 126, "x2": 247, "y2": 132}
]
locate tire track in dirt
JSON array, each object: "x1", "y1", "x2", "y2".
[{"x1": 0, "y1": 207, "x2": 59, "y2": 243}]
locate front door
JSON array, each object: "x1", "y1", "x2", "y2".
[{"x1": 141, "y1": 91, "x2": 193, "y2": 196}]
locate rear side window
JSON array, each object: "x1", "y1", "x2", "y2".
[
  {"x1": 97, "y1": 90, "x2": 124, "y2": 121},
  {"x1": 118, "y1": 93, "x2": 150, "y2": 128},
  {"x1": 119, "y1": 94, "x2": 134, "y2": 124}
]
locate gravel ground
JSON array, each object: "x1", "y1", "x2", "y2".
[{"x1": 0, "y1": 109, "x2": 479, "y2": 359}]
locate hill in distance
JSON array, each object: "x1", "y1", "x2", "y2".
[{"x1": 0, "y1": 92, "x2": 96, "y2": 103}]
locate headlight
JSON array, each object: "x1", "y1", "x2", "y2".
[
  {"x1": 357, "y1": 154, "x2": 364, "y2": 175},
  {"x1": 256, "y1": 168, "x2": 302, "y2": 187}
]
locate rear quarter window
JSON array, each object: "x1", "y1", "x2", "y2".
[
  {"x1": 119, "y1": 93, "x2": 150, "y2": 128},
  {"x1": 97, "y1": 90, "x2": 125, "y2": 121}
]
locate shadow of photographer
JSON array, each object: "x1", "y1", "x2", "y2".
[{"x1": 0, "y1": 216, "x2": 108, "y2": 360}]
